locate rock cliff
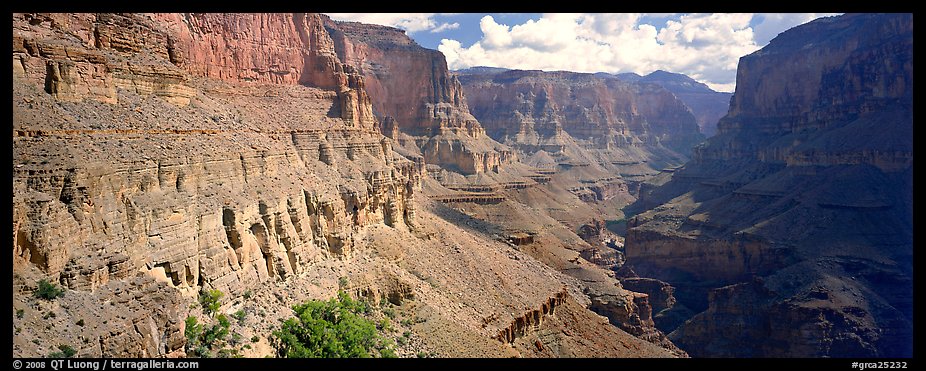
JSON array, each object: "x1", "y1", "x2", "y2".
[
  {"x1": 458, "y1": 69, "x2": 704, "y2": 157},
  {"x1": 324, "y1": 19, "x2": 513, "y2": 175},
  {"x1": 13, "y1": 12, "x2": 678, "y2": 358},
  {"x1": 622, "y1": 13, "x2": 912, "y2": 357},
  {"x1": 624, "y1": 70, "x2": 732, "y2": 137}
]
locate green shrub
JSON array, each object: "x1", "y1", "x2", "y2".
[
  {"x1": 49, "y1": 344, "x2": 76, "y2": 358},
  {"x1": 185, "y1": 314, "x2": 232, "y2": 358},
  {"x1": 378, "y1": 318, "x2": 393, "y2": 333},
  {"x1": 270, "y1": 291, "x2": 396, "y2": 358},
  {"x1": 383, "y1": 307, "x2": 396, "y2": 319},
  {"x1": 232, "y1": 310, "x2": 246, "y2": 324},
  {"x1": 16, "y1": 309, "x2": 24, "y2": 319},
  {"x1": 76, "y1": 319, "x2": 85, "y2": 327},
  {"x1": 251, "y1": 336, "x2": 260, "y2": 343},
  {"x1": 338, "y1": 276, "x2": 349, "y2": 289},
  {"x1": 35, "y1": 279, "x2": 65, "y2": 300},
  {"x1": 185, "y1": 316, "x2": 203, "y2": 352},
  {"x1": 243, "y1": 290, "x2": 252, "y2": 300},
  {"x1": 201, "y1": 314, "x2": 230, "y2": 349},
  {"x1": 198, "y1": 289, "x2": 224, "y2": 317}
]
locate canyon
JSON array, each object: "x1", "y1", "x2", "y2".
[
  {"x1": 11, "y1": 12, "x2": 682, "y2": 358},
  {"x1": 623, "y1": 13, "x2": 913, "y2": 357},
  {"x1": 11, "y1": 12, "x2": 912, "y2": 359}
]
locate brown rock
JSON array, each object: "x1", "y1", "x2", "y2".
[{"x1": 625, "y1": 13, "x2": 913, "y2": 357}]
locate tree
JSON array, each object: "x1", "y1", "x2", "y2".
[
  {"x1": 35, "y1": 279, "x2": 65, "y2": 300},
  {"x1": 198, "y1": 289, "x2": 223, "y2": 317},
  {"x1": 271, "y1": 291, "x2": 395, "y2": 358}
]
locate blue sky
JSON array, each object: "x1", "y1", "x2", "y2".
[{"x1": 327, "y1": 13, "x2": 839, "y2": 92}]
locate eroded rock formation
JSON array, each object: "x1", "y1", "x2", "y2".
[
  {"x1": 623, "y1": 13, "x2": 913, "y2": 357},
  {"x1": 458, "y1": 69, "x2": 704, "y2": 157},
  {"x1": 324, "y1": 19, "x2": 513, "y2": 175},
  {"x1": 12, "y1": 12, "x2": 682, "y2": 359},
  {"x1": 617, "y1": 70, "x2": 732, "y2": 137}
]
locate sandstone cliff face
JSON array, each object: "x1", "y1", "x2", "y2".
[
  {"x1": 13, "y1": 13, "x2": 195, "y2": 105},
  {"x1": 13, "y1": 12, "x2": 420, "y2": 357},
  {"x1": 628, "y1": 70, "x2": 732, "y2": 137},
  {"x1": 13, "y1": 13, "x2": 680, "y2": 359},
  {"x1": 458, "y1": 69, "x2": 704, "y2": 157},
  {"x1": 323, "y1": 19, "x2": 513, "y2": 175},
  {"x1": 623, "y1": 13, "x2": 913, "y2": 357}
]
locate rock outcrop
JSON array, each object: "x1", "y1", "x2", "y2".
[
  {"x1": 13, "y1": 12, "x2": 682, "y2": 359},
  {"x1": 623, "y1": 13, "x2": 912, "y2": 357},
  {"x1": 13, "y1": 13, "x2": 196, "y2": 105},
  {"x1": 620, "y1": 70, "x2": 732, "y2": 137},
  {"x1": 324, "y1": 19, "x2": 513, "y2": 175},
  {"x1": 457, "y1": 69, "x2": 704, "y2": 157},
  {"x1": 13, "y1": 12, "x2": 421, "y2": 358}
]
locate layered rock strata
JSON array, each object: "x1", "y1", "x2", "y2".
[
  {"x1": 13, "y1": 12, "x2": 681, "y2": 359},
  {"x1": 457, "y1": 69, "x2": 704, "y2": 157},
  {"x1": 623, "y1": 13, "x2": 913, "y2": 357},
  {"x1": 617, "y1": 70, "x2": 732, "y2": 137},
  {"x1": 324, "y1": 19, "x2": 513, "y2": 175}
]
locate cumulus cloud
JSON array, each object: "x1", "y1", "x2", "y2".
[
  {"x1": 439, "y1": 13, "x2": 835, "y2": 92},
  {"x1": 326, "y1": 13, "x2": 459, "y2": 34},
  {"x1": 430, "y1": 22, "x2": 460, "y2": 33}
]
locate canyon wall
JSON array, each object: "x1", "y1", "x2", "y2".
[
  {"x1": 13, "y1": 12, "x2": 679, "y2": 359},
  {"x1": 458, "y1": 69, "x2": 704, "y2": 157},
  {"x1": 624, "y1": 70, "x2": 732, "y2": 137},
  {"x1": 13, "y1": 13, "x2": 421, "y2": 357},
  {"x1": 623, "y1": 13, "x2": 912, "y2": 357},
  {"x1": 324, "y1": 19, "x2": 513, "y2": 175}
]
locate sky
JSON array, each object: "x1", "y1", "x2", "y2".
[{"x1": 326, "y1": 13, "x2": 839, "y2": 92}]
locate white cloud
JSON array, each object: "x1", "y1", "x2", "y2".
[
  {"x1": 430, "y1": 22, "x2": 460, "y2": 33},
  {"x1": 326, "y1": 13, "x2": 459, "y2": 34},
  {"x1": 439, "y1": 13, "x2": 834, "y2": 93}
]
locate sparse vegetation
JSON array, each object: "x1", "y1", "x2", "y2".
[
  {"x1": 378, "y1": 318, "x2": 393, "y2": 333},
  {"x1": 184, "y1": 316, "x2": 203, "y2": 352},
  {"x1": 35, "y1": 279, "x2": 65, "y2": 300},
  {"x1": 338, "y1": 276, "x2": 349, "y2": 289},
  {"x1": 199, "y1": 289, "x2": 224, "y2": 317},
  {"x1": 251, "y1": 336, "x2": 260, "y2": 343},
  {"x1": 48, "y1": 344, "x2": 76, "y2": 358},
  {"x1": 16, "y1": 309, "x2": 25, "y2": 319},
  {"x1": 270, "y1": 291, "x2": 396, "y2": 358},
  {"x1": 232, "y1": 310, "x2": 246, "y2": 324},
  {"x1": 383, "y1": 307, "x2": 396, "y2": 319},
  {"x1": 243, "y1": 290, "x2": 252, "y2": 300},
  {"x1": 184, "y1": 314, "x2": 233, "y2": 358}
]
